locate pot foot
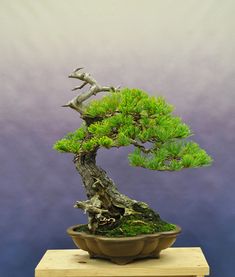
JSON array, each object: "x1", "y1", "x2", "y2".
[
  {"x1": 151, "y1": 252, "x2": 160, "y2": 259},
  {"x1": 110, "y1": 257, "x2": 134, "y2": 265},
  {"x1": 88, "y1": 252, "x2": 96, "y2": 259}
]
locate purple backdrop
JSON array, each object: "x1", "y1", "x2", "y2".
[{"x1": 0, "y1": 1, "x2": 235, "y2": 277}]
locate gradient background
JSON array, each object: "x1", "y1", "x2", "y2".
[{"x1": 0, "y1": 1, "x2": 235, "y2": 276}]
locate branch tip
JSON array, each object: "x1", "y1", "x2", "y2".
[
  {"x1": 74, "y1": 67, "x2": 84, "y2": 72},
  {"x1": 71, "y1": 81, "x2": 88, "y2": 91}
]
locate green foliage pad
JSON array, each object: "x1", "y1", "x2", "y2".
[{"x1": 54, "y1": 88, "x2": 212, "y2": 171}]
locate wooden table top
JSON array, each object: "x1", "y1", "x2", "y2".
[{"x1": 35, "y1": 247, "x2": 209, "y2": 277}]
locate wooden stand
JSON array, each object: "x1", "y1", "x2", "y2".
[{"x1": 35, "y1": 247, "x2": 209, "y2": 277}]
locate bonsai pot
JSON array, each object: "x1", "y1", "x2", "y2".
[{"x1": 67, "y1": 224, "x2": 182, "y2": 265}]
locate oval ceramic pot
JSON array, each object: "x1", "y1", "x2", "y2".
[{"x1": 67, "y1": 224, "x2": 181, "y2": 265}]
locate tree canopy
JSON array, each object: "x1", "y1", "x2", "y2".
[{"x1": 53, "y1": 88, "x2": 212, "y2": 171}]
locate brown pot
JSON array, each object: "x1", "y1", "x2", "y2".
[{"x1": 67, "y1": 224, "x2": 181, "y2": 265}]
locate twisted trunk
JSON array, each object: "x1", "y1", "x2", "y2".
[{"x1": 74, "y1": 149, "x2": 160, "y2": 232}]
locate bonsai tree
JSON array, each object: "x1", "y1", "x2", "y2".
[{"x1": 53, "y1": 68, "x2": 212, "y2": 236}]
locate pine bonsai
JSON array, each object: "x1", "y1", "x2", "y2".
[{"x1": 53, "y1": 68, "x2": 212, "y2": 236}]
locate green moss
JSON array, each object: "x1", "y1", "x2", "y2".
[{"x1": 74, "y1": 215, "x2": 176, "y2": 237}]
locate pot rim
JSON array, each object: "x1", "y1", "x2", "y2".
[{"x1": 67, "y1": 224, "x2": 181, "y2": 241}]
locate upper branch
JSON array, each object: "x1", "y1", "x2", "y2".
[{"x1": 62, "y1": 68, "x2": 120, "y2": 115}]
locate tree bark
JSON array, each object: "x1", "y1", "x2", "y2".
[{"x1": 73, "y1": 149, "x2": 160, "y2": 232}]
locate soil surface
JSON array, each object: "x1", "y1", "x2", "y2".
[{"x1": 75, "y1": 214, "x2": 176, "y2": 237}]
